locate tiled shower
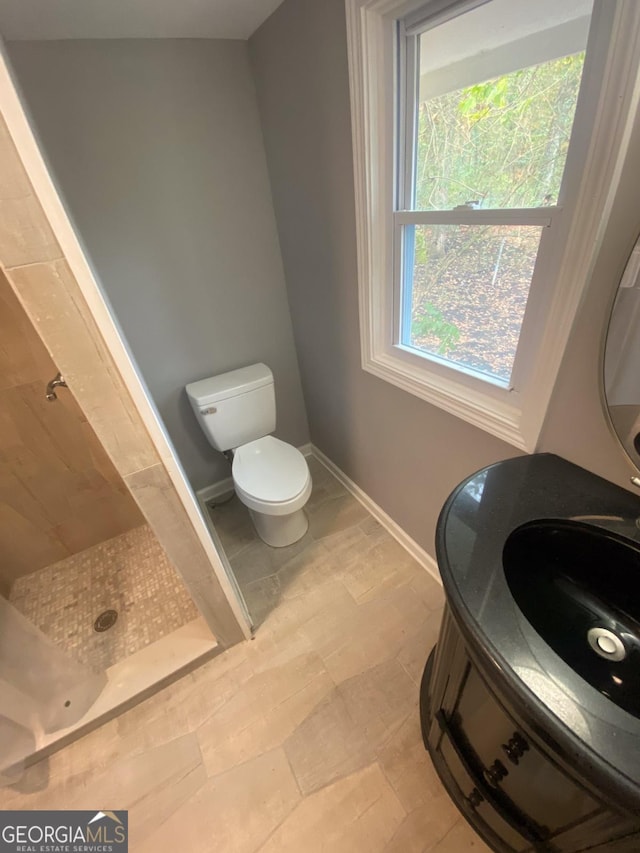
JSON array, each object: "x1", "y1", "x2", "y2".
[{"x1": 0, "y1": 267, "x2": 204, "y2": 771}]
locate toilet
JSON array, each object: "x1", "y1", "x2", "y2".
[{"x1": 186, "y1": 363, "x2": 311, "y2": 547}]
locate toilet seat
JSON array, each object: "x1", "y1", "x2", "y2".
[{"x1": 232, "y1": 436, "x2": 311, "y2": 516}]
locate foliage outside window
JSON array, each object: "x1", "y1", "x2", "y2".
[
  {"x1": 399, "y1": 44, "x2": 586, "y2": 386},
  {"x1": 415, "y1": 55, "x2": 585, "y2": 212}
]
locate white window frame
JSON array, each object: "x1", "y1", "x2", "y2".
[{"x1": 346, "y1": 0, "x2": 640, "y2": 451}]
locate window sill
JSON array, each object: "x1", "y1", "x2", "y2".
[{"x1": 363, "y1": 345, "x2": 528, "y2": 450}]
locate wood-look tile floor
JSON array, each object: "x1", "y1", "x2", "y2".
[{"x1": 1, "y1": 458, "x2": 490, "y2": 853}]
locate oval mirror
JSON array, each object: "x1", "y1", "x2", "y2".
[{"x1": 604, "y1": 233, "x2": 640, "y2": 468}]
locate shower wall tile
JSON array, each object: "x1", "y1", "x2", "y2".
[
  {"x1": 0, "y1": 270, "x2": 144, "y2": 589},
  {"x1": 0, "y1": 504, "x2": 67, "y2": 596},
  {"x1": 54, "y1": 492, "x2": 143, "y2": 555},
  {"x1": 0, "y1": 267, "x2": 56, "y2": 390},
  {"x1": 5, "y1": 254, "x2": 244, "y2": 646},
  {"x1": 0, "y1": 120, "x2": 244, "y2": 649},
  {"x1": 124, "y1": 463, "x2": 245, "y2": 647},
  {"x1": 7, "y1": 258, "x2": 159, "y2": 476},
  {"x1": 0, "y1": 116, "x2": 62, "y2": 268}
]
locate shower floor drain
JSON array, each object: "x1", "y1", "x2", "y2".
[{"x1": 94, "y1": 609, "x2": 118, "y2": 632}]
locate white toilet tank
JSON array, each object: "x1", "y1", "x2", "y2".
[{"x1": 186, "y1": 363, "x2": 276, "y2": 452}]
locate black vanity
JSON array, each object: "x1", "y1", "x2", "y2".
[{"x1": 420, "y1": 454, "x2": 640, "y2": 852}]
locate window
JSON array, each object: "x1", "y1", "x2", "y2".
[
  {"x1": 346, "y1": 0, "x2": 640, "y2": 450},
  {"x1": 399, "y1": 31, "x2": 587, "y2": 386}
]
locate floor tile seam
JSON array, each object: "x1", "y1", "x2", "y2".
[
  {"x1": 353, "y1": 777, "x2": 408, "y2": 828},
  {"x1": 250, "y1": 756, "x2": 303, "y2": 853},
  {"x1": 277, "y1": 570, "x2": 332, "y2": 601},
  {"x1": 195, "y1": 655, "x2": 334, "y2": 743},
  {"x1": 282, "y1": 743, "x2": 305, "y2": 800},
  {"x1": 348, "y1": 572, "x2": 416, "y2": 606},
  {"x1": 307, "y1": 496, "x2": 352, "y2": 515},
  {"x1": 267, "y1": 666, "x2": 335, "y2": 715},
  {"x1": 308, "y1": 524, "x2": 368, "y2": 546},
  {"x1": 205, "y1": 665, "x2": 332, "y2": 731},
  {"x1": 277, "y1": 582, "x2": 360, "y2": 636},
  {"x1": 396, "y1": 656, "x2": 422, "y2": 688},
  {"x1": 224, "y1": 538, "x2": 257, "y2": 564},
  {"x1": 279, "y1": 753, "x2": 394, "y2": 807},
  {"x1": 385, "y1": 584, "x2": 438, "y2": 618},
  {"x1": 276, "y1": 543, "x2": 333, "y2": 574},
  {"x1": 372, "y1": 702, "x2": 416, "y2": 748},
  {"x1": 363, "y1": 723, "x2": 417, "y2": 774},
  {"x1": 126, "y1": 757, "x2": 207, "y2": 830},
  {"x1": 196, "y1": 697, "x2": 312, "y2": 778},
  {"x1": 315, "y1": 639, "x2": 359, "y2": 676},
  {"x1": 277, "y1": 571, "x2": 320, "y2": 597},
  {"x1": 306, "y1": 481, "x2": 349, "y2": 500},
  {"x1": 375, "y1": 742, "x2": 409, "y2": 803},
  {"x1": 305, "y1": 504, "x2": 365, "y2": 531},
  {"x1": 191, "y1": 675, "x2": 257, "y2": 735},
  {"x1": 422, "y1": 817, "x2": 467, "y2": 853},
  {"x1": 281, "y1": 742, "x2": 372, "y2": 796},
  {"x1": 330, "y1": 575, "x2": 370, "y2": 609},
  {"x1": 381, "y1": 807, "x2": 436, "y2": 853},
  {"x1": 195, "y1": 701, "x2": 263, "y2": 752},
  {"x1": 409, "y1": 575, "x2": 444, "y2": 613},
  {"x1": 125, "y1": 769, "x2": 209, "y2": 850},
  {"x1": 191, "y1": 726, "x2": 208, "y2": 776},
  {"x1": 194, "y1": 744, "x2": 298, "y2": 797},
  {"x1": 240, "y1": 569, "x2": 280, "y2": 588},
  {"x1": 327, "y1": 540, "x2": 383, "y2": 572},
  {"x1": 313, "y1": 576, "x2": 409, "y2": 620}
]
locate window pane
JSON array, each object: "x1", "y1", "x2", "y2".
[
  {"x1": 402, "y1": 224, "x2": 543, "y2": 383},
  {"x1": 415, "y1": 54, "x2": 585, "y2": 211}
]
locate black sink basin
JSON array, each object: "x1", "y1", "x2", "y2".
[{"x1": 503, "y1": 519, "x2": 640, "y2": 718}]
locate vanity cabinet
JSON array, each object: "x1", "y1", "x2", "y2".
[{"x1": 421, "y1": 607, "x2": 640, "y2": 853}]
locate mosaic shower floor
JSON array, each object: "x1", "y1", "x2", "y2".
[{"x1": 9, "y1": 524, "x2": 199, "y2": 671}]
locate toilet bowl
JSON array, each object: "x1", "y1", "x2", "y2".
[
  {"x1": 186, "y1": 363, "x2": 312, "y2": 548},
  {"x1": 232, "y1": 436, "x2": 311, "y2": 547}
]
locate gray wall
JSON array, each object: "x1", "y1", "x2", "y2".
[
  {"x1": 249, "y1": 0, "x2": 640, "y2": 559},
  {"x1": 249, "y1": 0, "x2": 518, "y2": 558},
  {"x1": 538, "y1": 108, "x2": 640, "y2": 485},
  {"x1": 8, "y1": 39, "x2": 309, "y2": 492}
]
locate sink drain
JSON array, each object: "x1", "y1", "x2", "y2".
[
  {"x1": 587, "y1": 627, "x2": 626, "y2": 661},
  {"x1": 94, "y1": 609, "x2": 118, "y2": 633}
]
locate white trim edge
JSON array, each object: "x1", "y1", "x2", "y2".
[
  {"x1": 196, "y1": 479, "x2": 234, "y2": 506},
  {"x1": 310, "y1": 444, "x2": 442, "y2": 586}
]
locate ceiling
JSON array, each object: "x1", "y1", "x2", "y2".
[{"x1": 0, "y1": 0, "x2": 286, "y2": 41}]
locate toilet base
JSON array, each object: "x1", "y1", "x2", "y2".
[{"x1": 249, "y1": 507, "x2": 308, "y2": 548}]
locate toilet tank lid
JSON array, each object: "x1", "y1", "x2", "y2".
[{"x1": 186, "y1": 363, "x2": 272, "y2": 405}]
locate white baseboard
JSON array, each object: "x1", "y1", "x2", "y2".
[
  {"x1": 196, "y1": 478, "x2": 234, "y2": 506},
  {"x1": 309, "y1": 444, "x2": 442, "y2": 586},
  {"x1": 196, "y1": 440, "x2": 440, "y2": 587}
]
